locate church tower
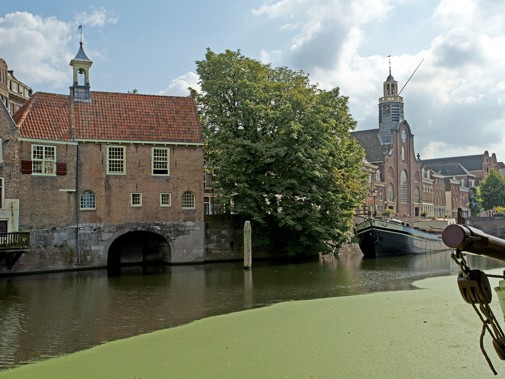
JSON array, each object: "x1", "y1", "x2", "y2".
[
  {"x1": 69, "y1": 42, "x2": 93, "y2": 101},
  {"x1": 378, "y1": 64, "x2": 404, "y2": 145}
]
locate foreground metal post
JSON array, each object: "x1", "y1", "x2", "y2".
[
  {"x1": 442, "y1": 223, "x2": 505, "y2": 261},
  {"x1": 244, "y1": 220, "x2": 252, "y2": 269}
]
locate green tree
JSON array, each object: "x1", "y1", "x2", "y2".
[
  {"x1": 195, "y1": 49, "x2": 367, "y2": 256},
  {"x1": 469, "y1": 186, "x2": 483, "y2": 216},
  {"x1": 480, "y1": 169, "x2": 505, "y2": 210}
]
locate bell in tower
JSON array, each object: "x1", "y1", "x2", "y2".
[{"x1": 69, "y1": 41, "x2": 93, "y2": 102}]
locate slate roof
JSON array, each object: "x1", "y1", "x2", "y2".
[
  {"x1": 423, "y1": 162, "x2": 475, "y2": 178},
  {"x1": 14, "y1": 91, "x2": 203, "y2": 144},
  {"x1": 71, "y1": 42, "x2": 92, "y2": 64},
  {"x1": 421, "y1": 155, "x2": 484, "y2": 172},
  {"x1": 351, "y1": 129, "x2": 385, "y2": 163}
]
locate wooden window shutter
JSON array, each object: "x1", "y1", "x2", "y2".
[
  {"x1": 56, "y1": 162, "x2": 67, "y2": 175},
  {"x1": 21, "y1": 160, "x2": 32, "y2": 174}
]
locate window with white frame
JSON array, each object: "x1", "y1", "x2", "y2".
[
  {"x1": 182, "y1": 191, "x2": 195, "y2": 209},
  {"x1": 107, "y1": 146, "x2": 125, "y2": 174},
  {"x1": 80, "y1": 190, "x2": 96, "y2": 210},
  {"x1": 152, "y1": 147, "x2": 169, "y2": 175},
  {"x1": 131, "y1": 193, "x2": 142, "y2": 207},
  {"x1": 160, "y1": 193, "x2": 172, "y2": 207},
  {"x1": 32, "y1": 145, "x2": 56, "y2": 175}
]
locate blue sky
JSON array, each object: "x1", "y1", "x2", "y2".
[{"x1": 2, "y1": 0, "x2": 505, "y2": 161}]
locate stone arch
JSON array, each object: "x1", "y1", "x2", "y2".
[{"x1": 105, "y1": 226, "x2": 172, "y2": 269}]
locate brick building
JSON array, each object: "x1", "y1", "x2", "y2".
[
  {"x1": 0, "y1": 58, "x2": 32, "y2": 115},
  {"x1": 0, "y1": 42, "x2": 205, "y2": 271}
]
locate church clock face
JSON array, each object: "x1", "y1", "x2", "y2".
[
  {"x1": 401, "y1": 130, "x2": 407, "y2": 142},
  {"x1": 383, "y1": 105, "x2": 390, "y2": 114}
]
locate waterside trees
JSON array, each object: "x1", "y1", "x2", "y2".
[{"x1": 194, "y1": 49, "x2": 367, "y2": 256}]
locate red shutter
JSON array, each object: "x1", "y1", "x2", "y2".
[
  {"x1": 21, "y1": 160, "x2": 32, "y2": 174},
  {"x1": 56, "y1": 162, "x2": 67, "y2": 175}
]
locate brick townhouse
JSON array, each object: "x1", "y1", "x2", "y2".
[{"x1": 0, "y1": 42, "x2": 205, "y2": 271}]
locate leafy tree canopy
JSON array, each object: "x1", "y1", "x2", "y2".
[
  {"x1": 480, "y1": 169, "x2": 505, "y2": 210},
  {"x1": 469, "y1": 186, "x2": 483, "y2": 216},
  {"x1": 194, "y1": 49, "x2": 367, "y2": 256}
]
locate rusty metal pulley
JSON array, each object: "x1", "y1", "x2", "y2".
[{"x1": 457, "y1": 269, "x2": 493, "y2": 305}]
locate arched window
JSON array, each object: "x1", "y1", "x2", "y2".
[
  {"x1": 401, "y1": 146, "x2": 405, "y2": 161},
  {"x1": 387, "y1": 167, "x2": 395, "y2": 180},
  {"x1": 80, "y1": 190, "x2": 96, "y2": 210},
  {"x1": 182, "y1": 191, "x2": 195, "y2": 209},
  {"x1": 387, "y1": 184, "x2": 394, "y2": 201},
  {"x1": 400, "y1": 170, "x2": 408, "y2": 203},
  {"x1": 414, "y1": 187, "x2": 421, "y2": 203}
]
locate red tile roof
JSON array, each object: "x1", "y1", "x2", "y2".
[{"x1": 14, "y1": 91, "x2": 203, "y2": 144}]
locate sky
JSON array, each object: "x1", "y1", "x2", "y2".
[{"x1": 1, "y1": 0, "x2": 505, "y2": 161}]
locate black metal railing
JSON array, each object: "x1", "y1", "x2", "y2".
[{"x1": 0, "y1": 232, "x2": 30, "y2": 250}]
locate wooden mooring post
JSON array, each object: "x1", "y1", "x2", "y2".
[{"x1": 244, "y1": 220, "x2": 252, "y2": 269}]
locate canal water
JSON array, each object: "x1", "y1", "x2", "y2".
[{"x1": 0, "y1": 251, "x2": 502, "y2": 370}]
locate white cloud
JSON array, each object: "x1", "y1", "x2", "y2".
[
  {"x1": 252, "y1": 0, "x2": 505, "y2": 161},
  {"x1": 0, "y1": 9, "x2": 117, "y2": 92},
  {"x1": 0, "y1": 12, "x2": 71, "y2": 90},
  {"x1": 158, "y1": 71, "x2": 200, "y2": 96},
  {"x1": 74, "y1": 7, "x2": 119, "y2": 28},
  {"x1": 259, "y1": 49, "x2": 283, "y2": 65}
]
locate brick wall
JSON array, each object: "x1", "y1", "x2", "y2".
[
  {"x1": 77, "y1": 143, "x2": 204, "y2": 224},
  {"x1": 18, "y1": 140, "x2": 78, "y2": 229}
]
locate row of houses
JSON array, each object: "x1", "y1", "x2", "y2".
[{"x1": 352, "y1": 68, "x2": 503, "y2": 221}]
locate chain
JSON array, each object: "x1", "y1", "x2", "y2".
[{"x1": 451, "y1": 249, "x2": 470, "y2": 276}]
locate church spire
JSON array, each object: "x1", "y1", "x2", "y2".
[{"x1": 69, "y1": 32, "x2": 93, "y2": 102}]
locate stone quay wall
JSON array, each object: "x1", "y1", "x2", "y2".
[
  {"x1": 466, "y1": 217, "x2": 505, "y2": 239},
  {"x1": 204, "y1": 215, "x2": 278, "y2": 261},
  {"x1": 1, "y1": 215, "x2": 279, "y2": 275},
  {"x1": 0, "y1": 220, "x2": 204, "y2": 275}
]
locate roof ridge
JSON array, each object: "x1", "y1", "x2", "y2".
[{"x1": 90, "y1": 90, "x2": 191, "y2": 99}]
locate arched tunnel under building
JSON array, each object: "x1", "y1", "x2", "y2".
[{"x1": 107, "y1": 231, "x2": 171, "y2": 269}]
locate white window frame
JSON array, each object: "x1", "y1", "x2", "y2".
[
  {"x1": 160, "y1": 192, "x2": 172, "y2": 207},
  {"x1": 131, "y1": 192, "x2": 142, "y2": 207},
  {"x1": 80, "y1": 190, "x2": 96, "y2": 210},
  {"x1": 31, "y1": 144, "x2": 56, "y2": 175},
  {"x1": 152, "y1": 147, "x2": 170, "y2": 176},
  {"x1": 107, "y1": 146, "x2": 126, "y2": 175},
  {"x1": 182, "y1": 191, "x2": 196, "y2": 210}
]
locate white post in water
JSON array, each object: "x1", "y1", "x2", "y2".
[{"x1": 244, "y1": 220, "x2": 252, "y2": 269}]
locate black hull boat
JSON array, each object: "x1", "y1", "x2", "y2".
[{"x1": 354, "y1": 218, "x2": 453, "y2": 258}]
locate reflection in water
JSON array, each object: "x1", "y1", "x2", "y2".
[{"x1": 0, "y1": 250, "x2": 502, "y2": 370}]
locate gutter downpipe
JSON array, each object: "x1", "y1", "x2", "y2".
[{"x1": 70, "y1": 88, "x2": 80, "y2": 264}]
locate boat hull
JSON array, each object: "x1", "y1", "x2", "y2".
[{"x1": 354, "y1": 219, "x2": 448, "y2": 258}]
